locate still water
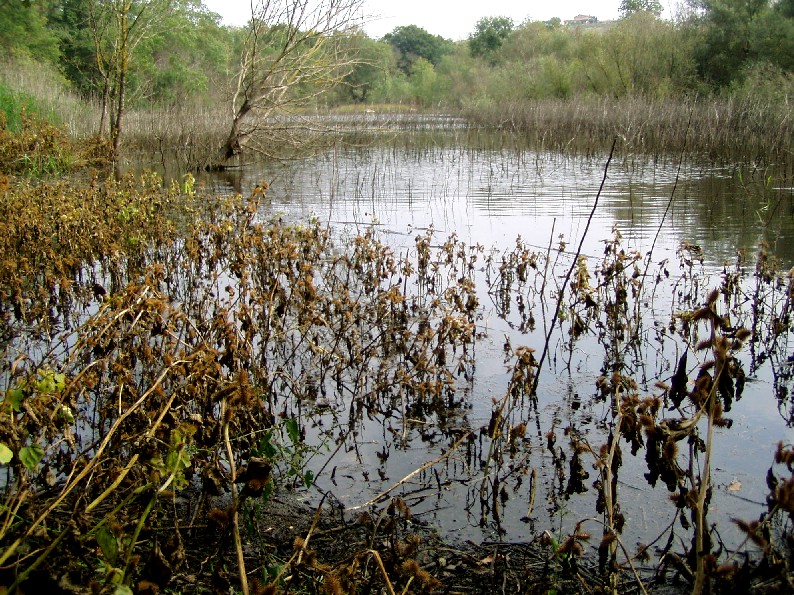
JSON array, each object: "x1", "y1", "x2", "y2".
[{"x1": 201, "y1": 131, "x2": 794, "y2": 557}]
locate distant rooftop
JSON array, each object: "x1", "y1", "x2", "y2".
[{"x1": 565, "y1": 14, "x2": 599, "y2": 25}]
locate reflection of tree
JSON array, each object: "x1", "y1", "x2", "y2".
[{"x1": 609, "y1": 167, "x2": 794, "y2": 265}]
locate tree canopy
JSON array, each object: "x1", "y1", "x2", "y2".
[
  {"x1": 382, "y1": 25, "x2": 452, "y2": 75},
  {"x1": 469, "y1": 16, "x2": 514, "y2": 63},
  {"x1": 619, "y1": 0, "x2": 664, "y2": 17}
]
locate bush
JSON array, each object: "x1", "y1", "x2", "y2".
[{"x1": 0, "y1": 114, "x2": 111, "y2": 176}]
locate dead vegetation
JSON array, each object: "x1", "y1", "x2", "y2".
[{"x1": 0, "y1": 120, "x2": 793, "y2": 593}]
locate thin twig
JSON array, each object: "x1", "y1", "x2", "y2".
[
  {"x1": 365, "y1": 549, "x2": 397, "y2": 595},
  {"x1": 223, "y1": 398, "x2": 249, "y2": 595},
  {"x1": 531, "y1": 138, "x2": 617, "y2": 397},
  {"x1": 347, "y1": 431, "x2": 472, "y2": 511}
]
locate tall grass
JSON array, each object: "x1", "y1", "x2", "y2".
[
  {"x1": 463, "y1": 95, "x2": 794, "y2": 166},
  {"x1": 0, "y1": 59, "x2": 97, "y2": 137},
  {"x1": 0, "y1": 58, "x2": 229, "y2": 165},
  {"x1": 0, "y1": 82, "x2": 40, "y2": 132}
]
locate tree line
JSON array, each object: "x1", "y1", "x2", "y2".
[{"x1": 1, "y1": 0, "x2": 792, "y2": 159}]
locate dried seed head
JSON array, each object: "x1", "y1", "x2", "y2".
[
  {"x1": 600, "y1": 532, "x2": 617, "y2": 548},
  {"x1": 574, "y1": 532, "x2": 592, "y2": 541},
  {"x1": 696, "y1": 339, "x2": 713, "y2": 352},
  {"x1": 322, "y1": 574, "x2": 344, "y2": 595},
  {"x1": 207, "y1": 508, "x2": 230, "y2": 531},
  {"x1": 732, "y1": 518, "x2": 769, "y2": 549},
  {"x1": 635, "y1": 543, "x2": 650, "y2": 563}
]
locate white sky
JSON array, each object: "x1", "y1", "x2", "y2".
[{"x1": 199, "y1": 0, "x2": 648, "y2": 41}]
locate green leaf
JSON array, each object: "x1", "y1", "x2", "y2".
[
  {"x1": 0, "y1": 443, "x2": 13, "y2": 464},
  {"x1": 113, "y1": 583, "x2": 132, "y2": 594},
  {"x1": 4, "y1": 388, "x2": 25, "y2": 412},
  {"x1": 258, "y1": 431, "x2": 277, "y2": 459},
  {"x1": 97, "y1": 525, "x2": 119, "y2": 566},
  {"x1": 303, "y1": 469, "x2": 314, "y2": 488},
  {"x1": 35, "y1": 370, "x2": 66, "y2": 394},
  {"x1": 285, "y1": 417, "x2": 300, "y2": 445},
  {"x1": 53, "y1": 373, "x2": 66, "y2": 392},
  {"x1": 19, "y1": 443, "x2": 44, "y2": 472},
  {"x1": 36, "y1": 373, "x2": 55, "y2": 394},
  {"x1": 58, "y1": 405, "x2": 75, "y2": 424}
]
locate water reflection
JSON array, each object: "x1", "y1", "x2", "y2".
[{"x1": 199, "y1": 135, "x2": 794, "y2": 268}]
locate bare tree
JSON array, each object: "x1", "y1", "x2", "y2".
[{"x1": 214, "y1": 0, "x2": 365, "y2": 167}]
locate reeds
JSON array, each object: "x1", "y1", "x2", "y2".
[{"x1": 464, "y1": 95, "x2": 794, "y2": 166}]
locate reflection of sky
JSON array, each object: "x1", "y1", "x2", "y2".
[
  {"x1": 201, "y1": 139, "x2": 794, "y2": 547},
  {"x1": 206, "y1": 142, "x2": 794, "y2": 268}
]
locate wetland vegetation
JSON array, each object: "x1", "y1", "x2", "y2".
[{"x1": 1, "y1": 1, "x2": 794, "y2": 594}]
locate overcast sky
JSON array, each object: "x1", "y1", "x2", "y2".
[{"x1": 199, "y1": 0, "x2": 660, "y2": 41}]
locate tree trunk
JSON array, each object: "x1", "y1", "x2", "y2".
[
  {"x1": 112, "y1": 3, "x2": 130, "y2": 157},
  {"x1": 113, "y1": 64, "x2": 126, "y2": 156},
  {"x1": 98, "y1": 76, "x2": 110, "y2": 139},
  {"x1": 211, "y1": 100, "x2": 252, "y2": 169}
]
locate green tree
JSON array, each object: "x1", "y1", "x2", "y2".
[
  {"x1": 432, "y1": 45, "x2": 490, "y2": 108},
  {"x1": 502, "y1": 20, "x2": 573, "y2": 64},
  {"x1": 468, "y1": 16, "x2": 513, "y2": 63},
  {"x1": 691, "y1": 0, "x2": 780, "y2": 87},
  {"x1": 747, "y1": 0, "x2": 794, "y2": 73},
  {"x1": 0, "y1": 0, "x2": 61, "y2": 62},
  {"x1": 382, "y1": 25, "x2": 452, "y2": 75},
  {"x1": 408, "y1": 57, "x2": 438, "y2": 104},
  {"x1": 580, "y1": 12, "x2": 693, "y2": 96},
  {"x1": 337, "y1": 34, "x2": 395, "y2": 103},
  {"x1": 131, "y1": 0, "x2": 233, "y2": 106},
  {"x1": 619, "y1": 0, "x2": 664, "y2": 17},
  {"x1": 57, "y1": 0, "x2": 104, "y2": 97}
]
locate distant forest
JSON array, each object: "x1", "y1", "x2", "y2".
[
  {"x1": 2, "y1": 0, "x2": 792, "y2": 108},
  {"x1": 0, "y1": 0, "x2": 792, "y2": 166}
]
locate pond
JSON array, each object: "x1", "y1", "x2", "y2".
[{"x1": 191, "y1": 128, "x2": 794, "y2": 565}]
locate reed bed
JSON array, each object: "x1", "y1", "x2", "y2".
[
  {"x1": 0, "y1": 59, "x2": 98, "y2": 138},
  {"x1": 4, "y1": 54, "x2": 791, "y2": 169},
  {"x1": 464, "y1": 95, "x2": 794, "y2": 166}
]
